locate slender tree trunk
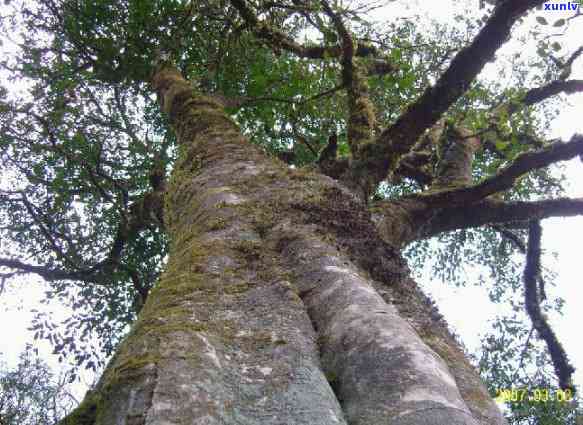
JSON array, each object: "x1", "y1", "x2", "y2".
[{"x1": 59, "y1": 66, "x2": 505, "y2": 425}]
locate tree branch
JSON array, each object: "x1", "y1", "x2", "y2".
[
  {"x1": 320, "y1": 0, "x2": 376, "y2": 159},
  {"x1": 511, "y1": 79, "x2": 583, "y2": 111},
  {"x1": 490, "y1": 224, "x2": 526, "y2": 253},
  {"x1": 0, "y1": 190, "x2": 164, "y2": 302},
  {"x1": 432, "y1": 124, "x2": 481, "y2": 189},
  {"x1": 563, "y1": 46, "x2": 583, "y2": 72},
  {"x1": 501, "y1": 47, "x2": 583, "y2": 116},
  {"x1": 352, "y1": 0, "x2": 546, "y2": 192},
  {"x1": 410, "y1": 134, "x2": 583, "y2": 208},
  {"x1": 229, "y1": 0, "x2": 388, "y2": 60},
  {"x1": 0, "y1": 258, "x2": 93, "y2": 282},
  {"x1": 524, "y1": 221, "x2": 575, "y2": 391},
  {"x1": 371, "y1": 194, "x2": 583, "y2": 248},
  {"x1": 418, "y1": 197, "x2": 583, "y2": 239},
  {"x1": 392, "y1": 154, "x2": 434, "y2": 186}
]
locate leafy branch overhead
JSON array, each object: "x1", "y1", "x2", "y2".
[{"x1": 0, "y1": 0, "x2": 582, "y2": 414}]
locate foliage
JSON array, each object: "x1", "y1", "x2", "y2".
[
  {"x1": 0, "y1": 346, "x2": 78, "y2": 425},
  {"x1": 0, "y1": 0, "x2": 581, "y2": 423}
]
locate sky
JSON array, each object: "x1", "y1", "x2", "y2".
[{"x1": 1, "y1": 0, "x2": 583, "y2": 408}]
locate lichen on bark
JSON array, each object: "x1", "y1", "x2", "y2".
[{"x1": 60, "y1": 64, "x2": 506, "y2": 425}]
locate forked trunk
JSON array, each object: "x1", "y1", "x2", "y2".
[{"x1": 59, "y1": 66, "x2": 505, "y2": 425}]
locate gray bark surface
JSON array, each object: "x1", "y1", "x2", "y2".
[{"x1": 59, "y1": 66, "x2": 505, "y2": 425}]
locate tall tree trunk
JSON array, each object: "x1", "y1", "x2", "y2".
[{"x1": 59, "y1": 66, "x2": 505, "y2": 425}]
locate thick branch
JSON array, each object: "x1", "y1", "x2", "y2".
[
  {"x1": 0, "y1": 258, "x2": 95, "y2": 282},
  {"x1": 411, "y1": 134, "x2": 583, "y2": 208},
  {"x1": 432, "y1": 124, "x2": 481, "y2": 189},
  {"x1": 354, "y1": 0, "x2": 545, "y2": 191},
  {"x1": 512, "y1": 79, "x2": 583, "y2": 111},
  {"x1": 392, "y1": 154, "x2": 433, "y2": 186},
  {"x1": 419, "y1": 197, "x2": 583, "y2": 239},
  {"x1": 320, "y1": 0, "x2": 376, "y2": 159},
  {"x1": 471, "y1": 78, "x2": 583, "y2": 150},
  {"x1": 371, "y1": 195, "x2": 583, "y2": 248},
  {"x1": 389, "y1": 121, "x2": 445, "y2": 186}
]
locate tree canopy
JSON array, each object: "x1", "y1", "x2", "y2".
[{"x1": 1, "y1": 0, "x2": 583, "y2": 423}]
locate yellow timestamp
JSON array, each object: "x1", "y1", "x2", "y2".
[{"x1": 495, "y1": 388, "x2": 574, "y2": 403}]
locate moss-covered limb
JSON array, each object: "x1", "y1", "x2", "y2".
[
  {"x1": 371, "y1": 192, "x2": 583, "y2": 249},
  {"x1": 359, "y1": 131, "x2": 582, "y2": 232},
  {"x1": 349, "y1": 0, "x2": 545, "y2": 193},
  {"x1": 406, "y1": 133, "x2": 583, "y2": 209},
  {"x1": 432, "y1": 124, "x2": 481, "y2": 189},
  {"x1": 387, "y1": 120, "x2": 442, "y2": 186},
  {"x1": 391, "y1": 154, "x2": 434, "y2": 186},
  {"x1": 255, "y1": 173, "x2": 503, "y2": 422},
  {"x1": 152, "y1": 66, "x2": 239, "y2": 143},
  {"x1": 370, "y1": 274, "x2": 508, "y2": 425},
  {"x1": 368, "y1": 198, "x2": 427, "y2": 248},
  {"x1": 320, "y1": 0, "x2": 376, "y2": 161},
  {"x1": 345, "y1": 71, "x2": 377, "y2": 160},
  {"x1": 370, "y1": 132, "x2": 583, "y2": 246},
  {"x1": 283, "y1": 179, "x2": 505, "y2": 424},
  {"x1": 265, "y1": 176, "x2": 506, "y2": 423}
]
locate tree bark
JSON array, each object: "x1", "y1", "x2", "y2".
[{"x1": 59, "y1": 66, "x2": 505, "y2": 425}]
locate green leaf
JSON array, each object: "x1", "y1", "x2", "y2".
[
  {"x1": 553, "y1": 19, "x2": 566, "y2": 27},
  {"x1": 535, "y1": 16, "x2": 548, "y2": 25},
  {"x1": 551, "y1": 42, "x2": 561, "y2": 52},
  {"x1": 399, "y1": 73, "x2": 415, "y2": 90},
  {"x1": 324, "y1": 31, "x2": 338, "y2": 44}
]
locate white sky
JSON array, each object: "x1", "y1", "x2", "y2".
[{"x1": 1, "y1": 0, "x2": 582, "y2": 405}]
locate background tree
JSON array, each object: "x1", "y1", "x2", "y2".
[
  {"x1": 0, "y1": 346, "x2": 78, "y2": 425},
  {"x1": 1, "y1": 0, "x2": 583, "y2": 424}
]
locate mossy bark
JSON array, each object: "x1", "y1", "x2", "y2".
[{"x1": 59, "y1": 66, "x2": 505, "y2": 425}]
